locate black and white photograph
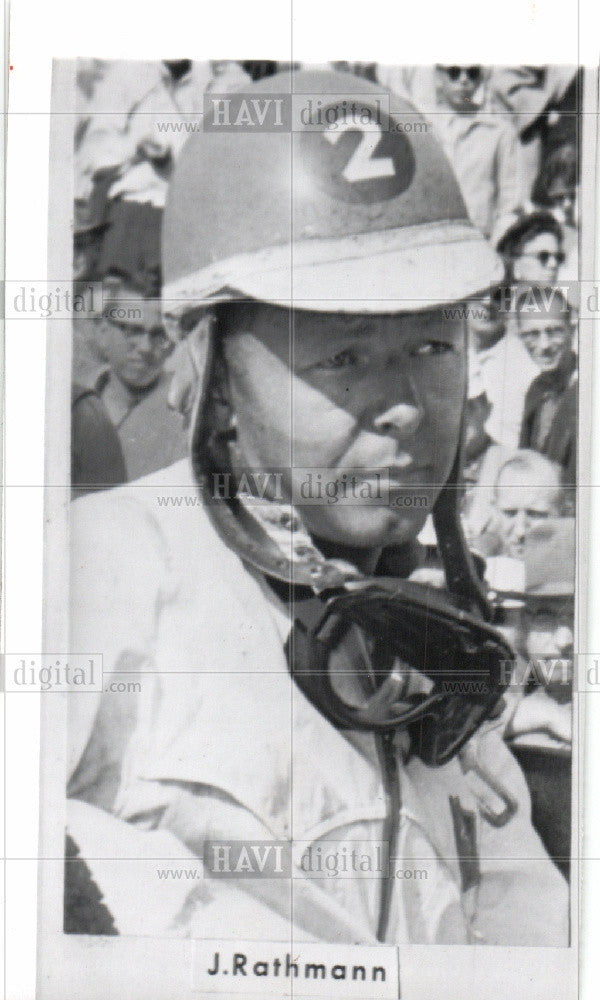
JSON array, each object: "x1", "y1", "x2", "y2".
[{"x1": 4, "y1": 2, "x2": 600, "y2": 998}]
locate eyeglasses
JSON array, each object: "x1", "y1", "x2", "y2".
[
  {"x1": 287, "y1": 578, "x2": 511, "y2": 767},
  {"x1": 516, "y1": 250, "x2": 566, "y2": 267},
  {"x1": 441, "y1": 66, "x2": 482, "y2": 83},
  {"x1": 105, "y1": 317, "x2": 172, "y2": 352},
  {"x1": 518, "y1": 325, "x2": 569, "y2": 342},
  {"x1": 548, "y1": 192, "x2": 575, "y2": 206}
]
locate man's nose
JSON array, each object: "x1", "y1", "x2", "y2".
[
  {"x1": 534, "y1": 331, "x2": 552, "y2": 352},
  {"x1": 512, "y1": 510, "x2": 529, "y2": 539},
  {"x1": 554, "y1": 626, "x2": 574, "y2": 656},
  {"x1": 132, "y1": 331, "x2": 154, "y2": 354},
  {"x1": 371, "y1": 372, "x2": 424, "y2": 438}
]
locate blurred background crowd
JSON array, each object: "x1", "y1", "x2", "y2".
[{"x1": 71, "y1": 61, "x2": 579, "y2": 812}]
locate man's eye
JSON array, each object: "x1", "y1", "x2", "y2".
[
  {"x1": 318, "y1": 349, "x2": 359, "y2": 370},
  {"x1": 501, "y1": 509, "x2": 518, "y2": 518},
  {"x1": 527, "y1": 509, "x2": 549, "y2": 520},
  {"x1": 411, "y1": 341, "x2": 456, "y2": 357}
]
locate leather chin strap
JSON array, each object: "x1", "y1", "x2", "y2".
[
  {"x1": 191, "y1": 324, "x2": 492, "y2": 618},
  {"x1": 432, "y1": 444, "x2": 492, "y2": 620}
]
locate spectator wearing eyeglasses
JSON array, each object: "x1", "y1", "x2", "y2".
[
  {"x1": 516, "y1": 287, "x2": 577, "y2": 496},
  {"x1": 72, "y1": 270, "x2": 187, "y2": 487}
]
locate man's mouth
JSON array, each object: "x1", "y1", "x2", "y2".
[
  {"x1": 539, "y1": 353, "x2": 560, "y2": 366},
  {"x1": 127, "y1": 358, "x2": 155, "y2": 371},
  {"x1": 347, "y1": 465, "x2": 434, "y2": 486}
]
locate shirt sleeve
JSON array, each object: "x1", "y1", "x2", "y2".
[
  {"x1": 68, "y1": 492, "x2": 172, "y2": 792},
  {"x1": 493, "y1": 123, "x2": 521, "y2": 234}
]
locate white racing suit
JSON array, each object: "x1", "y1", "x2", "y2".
[{"x1": 67, "y1": 459, "x2": 568, "y2": 945}]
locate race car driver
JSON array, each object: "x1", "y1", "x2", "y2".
[{"x1": 66, "y1": 69, "x2": 568, "y2": 946}]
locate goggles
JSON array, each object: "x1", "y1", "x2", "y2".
[{"x1": 287, "y1": 577, "x2": 512, "y2": 767}]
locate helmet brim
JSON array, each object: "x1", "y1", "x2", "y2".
[{"x1": 163, "y1": 220, "x2": 502, "y2": 321}]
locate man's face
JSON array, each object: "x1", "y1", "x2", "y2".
[
  {"x1": 517, "y1": 302, "x2": 572, "y2": 373},
  {"x1": 512, "y1": 231, "x2": 563, "y2": 284},
  {"x1": 494, "y1": 471, "x2": 559, "y2": 559},
  {"x1": 222, "y1": 304, "x2": 465, "y2": 550},
  {"x1": 436, "y1": 65, "x2": 482, "y2": 111},
  {"x1": 547, "y1": 179, "x2": 576, "y2": 228},
  {"x1": 524, "y1": 599, "x2": 574, "y2": 662},
  {"x1": 98, "y1": 288, "x2": 171, "y2": 390},
  {"x1": 467, "y1": 292, "x2": 505, "y2": 349}
]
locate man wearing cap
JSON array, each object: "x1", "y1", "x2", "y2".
[{"x1": 67, "y1": 70, "x2": 568, "y2": 947}]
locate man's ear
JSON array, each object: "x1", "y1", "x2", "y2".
[{"x1": 91, "y1": 314, "x2": 112, "y2": 360}]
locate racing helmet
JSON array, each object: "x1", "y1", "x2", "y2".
[{"x1": 161, "y1": 69, "x2": 500, "y2": 613}]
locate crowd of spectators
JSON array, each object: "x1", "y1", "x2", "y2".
[{"x1": 71, "y1": 56, "x2": 578, "y2": 676}]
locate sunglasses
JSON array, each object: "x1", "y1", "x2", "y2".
[
  {"x1": 517, "y1": 250, "x2": 566, "y2": 267},
  {"x1": 287, "y1": 578, "x2": 511, "y2": 767},
  {"x1": 442, "y1": 65, "x2": 482, "y2": 83}
]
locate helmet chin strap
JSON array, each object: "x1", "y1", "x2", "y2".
[
  {"x1": 432, "y1": 441, "x2": 492, "y2": 620},
  {"x1": 191, "y1": 325, "x2": 491, "y2": 616}
]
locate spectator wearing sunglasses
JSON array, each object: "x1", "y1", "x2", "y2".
[
  {"x1": 428, "y1": 65, "x2": 521, "y2": 239},
  {"x1": 496, "y1": 209, "x2": 565, "y2": 286},
  {"x1": 516, "y1": 287, "x2": 577, "y2": 495},
  {"x1": 375, "y1": 64, "x2": 522, "y2": 239}
]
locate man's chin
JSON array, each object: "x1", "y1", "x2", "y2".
[
  {"x1": 122, "y1": 370, "x2": 162, "y2": 391},
  {"x1": 303, "y1": 506, "x2": 429, "y2": 552}
]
